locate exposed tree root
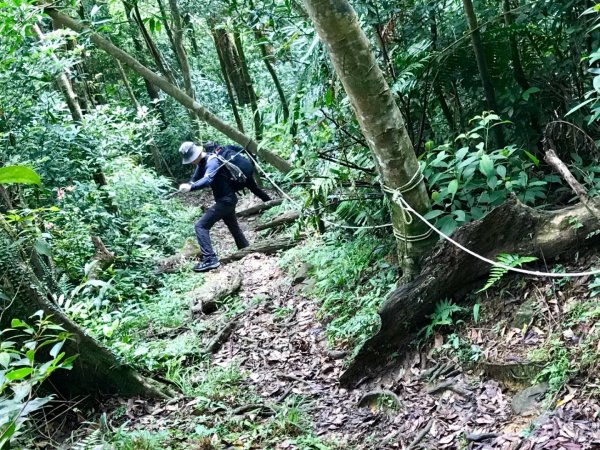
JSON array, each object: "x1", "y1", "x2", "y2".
[
  {"x1": 341, "y1": 197, "x2": 600, "y2": 387},
  {"x1": 466, "y1": 432, "x2": 500, "y2": 442},
  {"x1": 204, "y1": 317, "x2": 239, "y2": 354},
  {"x1": 237, "y1": 199, "x2": 283, "y2": 217},
  {"x1": 154, "y1": 239, "x2": 199, "y2": 274},
  {"x1": 220, "y1": 237, "x2": 298, "y2": 264},
  {"x1": 407, "y1": 419, "x2": 434, "y2": 450},
  {"x1": 190, "y1": 270, "x2": 242, "y2": 314}
]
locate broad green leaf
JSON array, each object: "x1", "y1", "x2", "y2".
[
  {"x1": 423, "y1": 209, "x2": 444, "y2": 220},
  {"x1": 565, "y1": 98, "x2": 595, "y2": 117},
  {"x1": 479, "y1": 154, "x2": 494, "y2": 178},
  {"x1": 522, "y1": 87, "x2": 540, "y2": 101},
  {"x1": 0, "y1": 166, "x2": 41, "y2": 185},
  {"x1": 5, "y1": 367, "x2": 32, "y2": 381},
  {"x1": 0, "y1": 353, "x2": 10, "y2": 368},
  {"x1": 447, "y1": 179, "x2": 459, "y2": 197},
  {"x1": 523, "y1": 150, "x2": 539, "y2": 166}
]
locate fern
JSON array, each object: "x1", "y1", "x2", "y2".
[
  {"x1": 421, "y1": 298, "x2": 464, "y2": 338},
  {"x1": 478, "y1": 253, "x2": 538, "y2": 293}
]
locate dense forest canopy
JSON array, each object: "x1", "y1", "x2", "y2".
[{"x1": 1, "y1": 0, "x2": 600, "y2": 448}]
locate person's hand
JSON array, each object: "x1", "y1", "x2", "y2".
[{"x1": 179, "y1": 183, "x2": 192, "y2": 193}]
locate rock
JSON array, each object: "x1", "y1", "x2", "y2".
[
  {"x1": 512, "y1": 298, "x2": 537, "y2": 329},
  {"x1": 511, "y1": 382, "x2": 549, "y2": 416},
  {"x1": 292, "y1": 263, "x2": 313, "y2": 285}
]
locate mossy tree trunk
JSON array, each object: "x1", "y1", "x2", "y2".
[
  {"x1": 303, "y1": 0, "x2": 436, "y2": 274},
  {"x1": 233, "y1": 30, "x2": 262, "y2": 140}
]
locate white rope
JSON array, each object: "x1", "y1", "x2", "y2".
[
  {"x1": 397, "y1": 196, "x2": 600, "y2": 278},
  {"x1": 246, "y1": 151, "x2": 600, "y2": 278}
]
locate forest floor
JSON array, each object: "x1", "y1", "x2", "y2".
[{"x1": 79, "y1": 192, "x2": 600, "y2": 450}]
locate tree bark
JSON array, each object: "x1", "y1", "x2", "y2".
[
  {"x1": 155, "y1": 0, "x2": 179, "y2": 67},
  {"x1": 502, "y1": 0, "x2": 529, "y2": 92},
  {"x1": 33, "y1": 24, "x2": 83, "y2": 122},
  {"x1": 115, "y1": 59, "x2": 141, "y2": 111},
  {"x1": 233, "y1": 30, "x2": 262, "y2": 140},
  {"x1": 340, "y1": 197, "x2": 600, "y2": 386},
  {"x1": 45, "y1": 7, "x2": 292, "y2": 174},
  {"x1": 121, "y1": 0, "x2": 166, "y2": 122},
  {"x1": 213, "y1": 28, "x2": 249, "y2": 106},
  {"x1": 253, "y1": 28, "x2": 290, "y2": 123},
  {"x1": 303, "y1": 0, "x2": 436, "y2": 274},
  {"x1": 130, "y1": 1, "x2": 177, "y2": 86},
  {"x1": 237, "y1": 198, "x2": 283, "y2": 217},
  {"x1": 0, "y1": 219, "x2": 170, "y2": 399},
  {"x1": 462, "y1": 0, "x2": 505, "y2": 147},
  {"x1": 212, "y1": 28, "x2": 245, "y2": 133},
  {"x1": 167, "y1": 0, "x2": 194, "y2": 99}
]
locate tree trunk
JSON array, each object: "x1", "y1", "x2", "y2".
[
  {"x1": 167, "y1": 0, "x2": 194, "y2": 99},
  {"x1": 155, "y1": 0, "x2": 179, "y2": 67},
  {"x1": 233, "y1": 30, "x2": 262, "y2": 140},
  {"x1": 462, "y1": 0, "x2": 504, "y2": 147},
  {"x1": 212, "y1": 29, "x2": 245, "y2": 133},
  {"x1": 253, "y1": 28, "x2": 290, "y2": 123},
  {"x1": 340, "y1": 198, "x2": 600, "y2": 386},
  {"x1": 33, "y1": 24, "x2": 83, "y2": 122},
  {"x1": 303, "y1": 0, "x2": 436, "y2": 274},
  {"x1": 183, "y1": 14, "x2": 199, "y2": 58},
  {"x1": 45, "y1": 7, "x2": 292, "y2": 174},
  {"x1": 0, "y1": 219, "x2": 170, "y2": 399},
  {"x1": 116, "y1": 59, "x2": 141, "y2": 110},
  {"x1": 213, "y1": 28, "x2": 250, "y2": 106},
  {"x1": 502, "y1": 0, "x2": 529, "y2": 91},
  {"x1": 131, "y1": 1, "x2": 177, "y2": 86},
  {"x1": 121, "y1": 0, "x2": 166, "y2": 123}
]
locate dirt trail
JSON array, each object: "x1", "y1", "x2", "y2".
[{"x1": 121, "y1": 193, "x2": 600, "y2": 449}]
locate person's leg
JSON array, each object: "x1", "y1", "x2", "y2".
[
  {"x1": 245, "y1": 175, "x2": 271, "y2": 202},
  {"x1": 195, "y1": 203, "x2": 226, "y2": 261},
  {"x1": 222, "y1": 206, "x2": 250, "y2": 250}
]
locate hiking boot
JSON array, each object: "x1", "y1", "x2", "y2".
[{"x1": 193, "y1": 258, "x2": 220, "y2": 272}]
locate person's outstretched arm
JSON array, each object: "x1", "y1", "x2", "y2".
[{"x1": 190, "y1": 157, "x2": 220, "y2": 191}]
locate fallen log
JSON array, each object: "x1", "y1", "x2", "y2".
[
  {"x1": 237, "y1": 199, "x2": 283, "y2": 217},
  {"x1": 190, "y1": 270, "x2": 242, "y2": 314},
  {"x1": 220, "y1": 237, "x2": 298, "y2": 264},
  {"x1": 255, "y1": 211, "x2": 301, "y2": 231},
  {"x1": 340, "y1": 197, "x2": 600, "y2": 386}
]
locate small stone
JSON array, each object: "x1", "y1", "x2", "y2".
[{"x1": 511, "y1": 382, "x2": 549, "y2": 415}]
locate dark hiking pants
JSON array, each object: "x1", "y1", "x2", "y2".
[
  {"x1": 245, "y1": 176, "x2": 271, "y2": 202},
  {"x1": 195, "y1": 201, "x2": 249, "y2": 261}
]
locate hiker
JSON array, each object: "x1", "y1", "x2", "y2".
[{"x1": 178, "y1": 141, "x2": 270, "y2": 272}]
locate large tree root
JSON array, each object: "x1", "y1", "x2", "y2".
[
  {"x1": 237, "y1": 199, "x2": 283, "y2": 218},
  {"x1": 340, "y1": 197, "x2": 600, "y2": 387},
  {"x1": 220, "y1": 237, "x2": 298, "y2": 264},
  {"x1": 190, "y1": 270, "x2": 242, "y2": 314}
]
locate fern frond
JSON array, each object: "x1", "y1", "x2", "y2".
[{"x1": 478, "y1": 253, "x2": 538, "y2": 292}]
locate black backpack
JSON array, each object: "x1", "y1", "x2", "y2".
[{"x1": 210, "y1": 147, "x2": 254, "y2": 192}]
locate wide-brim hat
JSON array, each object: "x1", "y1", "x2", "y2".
[{"x1": 179, "y1": 142, "x2": 203, "y2": 164}]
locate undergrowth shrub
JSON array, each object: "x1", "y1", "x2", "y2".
[{"x1": 280, "y1": 232, "x2": 397, "y2": 351}]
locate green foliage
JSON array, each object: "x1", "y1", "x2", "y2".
[
  {"x1": 420, "y1": 299, "x2": 465, "y2": 339},
  {"x1": 0, "y1": 312, "x2": 76, "y2": 448},
  {"x1": 0, "y1": 166, "x2": 40, "y2": 186},
  {"x1": 280, "y1": 233, "x2": 397, "y2": 350},
  {"x1": 478, "y1": 253, "x2": 538, "y2": 293},
  {"x1": 423, "y1": 114, "x2": 558, "y2": 235}
]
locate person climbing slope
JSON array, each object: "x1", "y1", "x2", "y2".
[{"x1": 178, "y1": 141, "x2": 271, "y2": 272}]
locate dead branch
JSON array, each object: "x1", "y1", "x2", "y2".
[
  {"x1": 466, "y1": 432, "x2": 500, "y2": 442},
  {"x1": 544, "y1": 149, "x2": 600, "y2": 218}
]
